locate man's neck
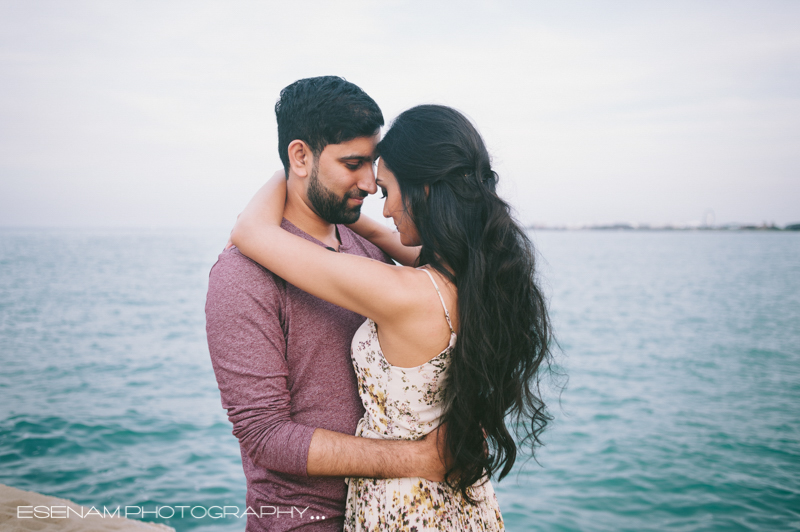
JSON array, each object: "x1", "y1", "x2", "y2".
[{"x1": 283, "y1": 185, "x2": 340, "y2": 250}]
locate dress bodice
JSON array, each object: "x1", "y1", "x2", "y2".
[{"x1": 349, "y1": 268, "x2": 456, "y2": 440}]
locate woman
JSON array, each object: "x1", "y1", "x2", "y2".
[{"x1": 231, "y1": 105, "x2": 553, "y2": 530}]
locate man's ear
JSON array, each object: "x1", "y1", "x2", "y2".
[{"x1": 287, "y1": 140, "x2": 313, "y2": 178}]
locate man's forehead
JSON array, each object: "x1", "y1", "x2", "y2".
[{"x1": 323, "y1": 134, "x2": 380, "y2": 159}]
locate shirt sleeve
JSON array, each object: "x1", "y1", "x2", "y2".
[{"x1": 205, "y1": 249, "x2": 316, "y2": 477}]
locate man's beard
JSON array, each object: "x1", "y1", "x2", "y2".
[{"x1": 307, "y1": 164, "x2": 367, "y2": 224}]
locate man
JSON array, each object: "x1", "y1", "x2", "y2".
[{"x1": 206, "y1": 76, "x2": 444, "y2": 532}]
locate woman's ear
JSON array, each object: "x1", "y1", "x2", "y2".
[
  {"x1": 287, "y1": 140, "x2": 313, "y2": 178},
  {"x1": 424, "y1": 184, "x2": 430, "y2": 197}
]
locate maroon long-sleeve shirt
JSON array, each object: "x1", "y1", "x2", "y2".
[{"x1": 206, "y1": 219, "x2": 390, "y2": 531}]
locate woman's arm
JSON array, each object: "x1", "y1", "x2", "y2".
[
  {"x1": 230, "y1": 175, "x2": 421, "y2": 326},
  {"x1": 347, "y1": 215, "x2": 421, "y2": 267}
]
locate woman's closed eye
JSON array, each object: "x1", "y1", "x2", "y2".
[{"x1": 380, "y1": 187, "x2": 387, "y2": 199}]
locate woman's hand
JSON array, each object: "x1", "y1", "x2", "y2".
[
  {"x1": 248, "y1": 169, "x2": 288, "y2": 226},
  {"x1": 224, "y1": 215, "x2": 238, "y2": 250},
  {"x1": 229, "y1": 170, "x2": 287, "y2": 249}
]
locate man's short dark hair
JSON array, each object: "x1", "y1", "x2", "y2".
[{"x1": 275, "y1": 76, "x2": 384, "y2": 173}]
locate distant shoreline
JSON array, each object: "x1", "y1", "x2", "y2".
[{"x1": 527, "y1": 222, "x2": 800, "y2": 231}]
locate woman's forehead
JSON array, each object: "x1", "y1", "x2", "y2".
[{"x1": 376, "y1": 158, "x2": 395, "y2": 182}]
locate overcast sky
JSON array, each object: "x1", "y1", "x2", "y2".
[{"x1": 1, "y1": 0, "x2": 798, "y2": 228}]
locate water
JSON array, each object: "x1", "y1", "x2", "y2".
[
  {"x1": 1, "y1": 228, "x2": 799, "y2": 531},
  {"x1": 497, "y1": 230, "x2": 800, "y2": 531},
  {"x1": 0, "y1": 228, "x2": 243, "y2": 531}
]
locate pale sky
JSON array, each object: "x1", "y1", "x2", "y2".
[{"x1": 1, "y1": 0, "x2": 798, "y2": 228}]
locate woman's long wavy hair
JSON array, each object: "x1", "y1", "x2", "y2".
[{"x1": 378, "y1": 105, "x2": 554, "y2": 501}]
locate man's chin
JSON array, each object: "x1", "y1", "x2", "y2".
[
  {"x1": 321, "y1": 207, "x2": 361, "y2": 225},
  {"x1": 340, "y1": 208, "x2": 362, "y2": 225}
]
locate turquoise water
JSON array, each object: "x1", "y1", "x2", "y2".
[{"x1": 1, "y1": 229, "x2": 799, "y2": 531}]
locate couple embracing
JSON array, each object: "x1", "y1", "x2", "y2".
[{"x1": 206, "y1": 76, "x2": 552, "y2": 531}]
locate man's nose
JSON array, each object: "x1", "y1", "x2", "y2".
[{"x1": 357, "y1": 165, "x2": 378, "y2": 195}]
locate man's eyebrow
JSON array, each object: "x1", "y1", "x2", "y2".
[{"x1": 338, "y1": 154, "x2": 375, "y2": 162}]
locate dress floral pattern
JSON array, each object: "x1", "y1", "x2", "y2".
[{"x1": 344, "y1": 269, "x2": 505, "y2": 531}]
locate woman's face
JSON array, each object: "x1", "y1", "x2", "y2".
[{"x1": 376, "y1": 159, "x2": 421, "y2": 247}]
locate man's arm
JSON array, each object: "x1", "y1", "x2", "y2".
[
  {"x1": 206, "y1": 250, "x2": 314, "y2": 476},
  {"x1": 207, "y1": 249, "x2": 446, "y2": 480}
]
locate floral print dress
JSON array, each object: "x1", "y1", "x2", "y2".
[{"x1": 344, "y1": 268, "x2": 505, "y2": 531}]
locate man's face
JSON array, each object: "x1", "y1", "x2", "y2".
[{"x1": 306, "y1": 134, "x2": 379, "y2": 224}]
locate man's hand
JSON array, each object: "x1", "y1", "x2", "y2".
[{"x1": 416, "y1": 425, "x2": 450, "y2": 483}]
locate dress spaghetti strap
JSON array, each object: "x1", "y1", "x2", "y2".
[{"x1": 420, "y1": 268, "x2": 455, "y2": 334}]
